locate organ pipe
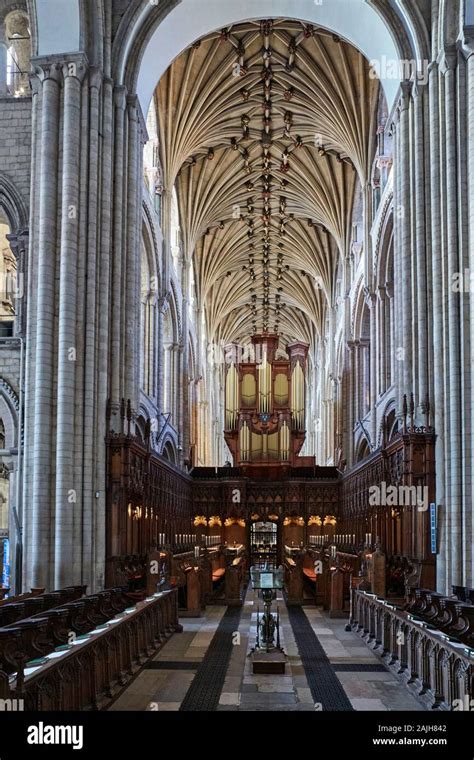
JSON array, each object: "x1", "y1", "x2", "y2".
[
  {"x1": 258, "y1": 352, "x2": 272, "y2": 413},
  {"x1": 225, "y1": 363, "x2": 239, "y2": 429},
  {"x1": 291, "y1": 360, "x2": 304, "y2": 430}
]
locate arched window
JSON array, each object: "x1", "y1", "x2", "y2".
[
  {"x1": 0, "y1": 419, "x2": 5, "y2": 449},
  {"x1": 162, "y1": 307, "x2": 178, "y2": 427},
  {"x1": 188, "y1": 258, "x2": 196, "y2": 321},
  {"x1": 162, "y1": 440, "x2": 177, "y2": 465},
  {"x1": 170, "y1": 188, "x2": 181, "y2": 278},
  {"x1": 376, "y1": 211, "x2": 394, "y2": 397},
  {"x1": 2, "y1": 11, "x2": 31, "y2": 97},
  {"x1": 140, "y1": 246, "x2": 156, "y2": 398},
  {"x1": 143, "y1": 100, "x2": 163, "y2": 221},
  {"x1": 356, "y1": 437, "x2": 370, "y2": 463},
  {"x1": 359, "y1": 304, "x2": 370, "y2": 419},
  {"x1": 385, "y1": 409, "x2": 398, "y2": 442},
  {"x1": 0, "y1": 212, "x2": 16, "y2": 336}
]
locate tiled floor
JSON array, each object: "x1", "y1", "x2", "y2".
[{"x1": 109, "y1": 590, "x2": 424, "y2": 712}]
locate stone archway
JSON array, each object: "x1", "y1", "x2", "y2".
[{"x1": 22, "y1": 0, "x2": 473, "y2": 596}]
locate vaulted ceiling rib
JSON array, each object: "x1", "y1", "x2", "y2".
[{"x1": 156, "y1": 19, "x2": 380, "y2": 347}]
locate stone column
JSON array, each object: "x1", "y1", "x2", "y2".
[
  {"x1": 413, "y1": 84, "x2": 429, "y2": 414},
  {"x1": 54, "y1": 57, "x2": 87, "y2": 589},
  {"x1": 30, "y1": 61, "x2": 62, "y2": 589},
  {"x1": 391, "y1": 115, "x2": 403, "y2": 418},
  {"x1": 399, "y1": 83, "x2": 413, "y2": 401},
  {"x1": 94, "y1": 75, "x2": 114, "y2": 591},
  {"x1": 124, "y1": 96, "x2": 140, "y2": 419},
  {"x1": 346, "y1": 341, "x2": 355, "y2": 466},
  {"x1": 366, "y1": 290, "x2": 377, "y2": 444},
  {"x1": 377, "y1": 286, "x2": 387, "y2": 394},
  {"x1": 21, "y1": 74, "x2": 41, "y2": 591},
  {"x1": 82, "y1": 67, "x2": 103, "y2": 591},
  {"x1": 428, "y1": 60, "x2": 447, "y2": 590},
  {"x1": 180, "y1": 259, "x2": 190, "y2": 466},
  {"x1": 385, "y1": 283, "x2": 394, "y2": 389},
  {"x1": 467, "y1": 47, "x2": 474, "y2": 587},
  {"x1": 156, "y1": 297, "x2": 167, "y2": 420},
  {"x1": 109, "y1": 86, "x2": 127, "y2": 424},
  {"x1": 442, "y1": 50, "x2": 462, "y2": 586}
]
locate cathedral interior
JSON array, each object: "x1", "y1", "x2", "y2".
[{"x1": 0, "y1": 0, "x2": 474, "y2": 740}]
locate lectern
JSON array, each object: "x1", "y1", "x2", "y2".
[{"x1": 249, "y1": 564, "x2": 287, "y2": 673}]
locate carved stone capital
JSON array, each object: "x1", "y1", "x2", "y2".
[
  {"x1": 89, "y1": 66, "x2": 104, "y2": 91},
  {"x1": 31, "y1": 60, "x2": 62, "y2": 85},
  {"x1": 438, "y1": 47, "x2": 458, "y2": 75},
  {"x1": 61, "y1": 53, "x2": 89, "y2": 83},
  {"x1": 114, "y1": 85, "x2": 128, "y2": 111},
  {"x1": 364, "y1": 287, "x2": 376, "y2": 309},
  {"x1": 6, "y1": 229, "x2": 28, "y2": 260}
]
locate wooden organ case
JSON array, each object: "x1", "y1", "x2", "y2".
[{"x1": 224, "y1": 334, "x2": 315, "y2": 474}]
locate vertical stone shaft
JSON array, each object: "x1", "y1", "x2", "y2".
[
  {"x1": 392, "y1": 117, "x2": 403, "y2": 418},
  {"x1": 467, "y1": 51, "x2": 474, "y2": 585},
  {"x1": 429, "y1": 62, "x2": 446, "y2": 590},
  {"x1": 72, "y1": 72, "x2": 88, "y2": 582},
  {"x1": 94, "y1": 77, "x2": 114, "y2": 590},
  {"x1": 55, "y1": 63, "x2": 83, "y2": 588},
  {"x1": 31, "y1": 64, "x2": 61, "y2": 587},
  {"x1": 124, "y1": 97, "x2": 140, "y2": 414},
  {"x1": 399, "y1": 84, "x2": 412, "y2": 399},
  {"x1": 444, "y1": 54, "x2": 462, "y2": 585},
  {"x1": 413, "y1": 87, "x2": 428, "y2": 410},
  {"x1": 110, "y1": 87, "x2": 126, "y2": 416},
  {"x1": 22, "y1": 75, "x2": 41, "y2": 589},
  {"x1": 82, "y1": 71, "x2": 102, "y2": 589}
]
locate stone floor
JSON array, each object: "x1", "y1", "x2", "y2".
[{"x1": 109, "y1": 589, "x2": 424, "y2": 712}]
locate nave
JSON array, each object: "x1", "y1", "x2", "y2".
[
  {"x1": 1, "y1": 1, "x2": 474, "y2": 742},
  {"x1": 110, "y1": 586, "x2": 422, "y2": 713}
]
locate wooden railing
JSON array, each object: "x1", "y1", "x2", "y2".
[{"x1": 350, "y1": 589, "x2": 474, "y2": 710}]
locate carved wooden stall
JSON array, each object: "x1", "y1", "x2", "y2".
[
  {"x1": 106, "y1": 397, "x2": 436, "y2": 611},
  {"x1": 106, "y1": 403, "x2": 193, "y2": 592},
  {"x1": 170, "y1": 551, "x2": 203, "y2": 616},
  {"x1": 192, "y1": 466, "x2": 340, "y2": 606},
  {"x1": 340, "y1": 399, "x2": 436, "y2": 593}
]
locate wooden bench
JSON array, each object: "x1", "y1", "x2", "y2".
[
  {"x1": 224, "y1": 552, "x2": 247, "y2": 606},
  {"x1": 0, "y1": 586, "x2": 86, "y2": 628},
  {"x1": 0, "y1": 589, "x2": 181, "y2": 710},
  {"x1": 171, "y1": 551, "x2": 203, "y2": 617},
  {"x1": 453, "y1": 585, "x2": 474, "y2": 604},
  {"x1": 284, "y1": 554, "x2": 303, "y2": 605},
  {"x1": 211, "y1": 553, "x2": 226, "y2": 587},
  {"x1": 0, "y1": 588, "x2": 127, "y2": 674},
  {"x1": 0, "y1": 588, "x2": 45, "y2": 606},
  {"x1": 405, "y1": 587, "x2": 474, "y2": 645},
  {"x1": 106, "y1": 552, "x2": 169, "y2": 599}
]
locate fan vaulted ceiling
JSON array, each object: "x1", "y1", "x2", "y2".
[{"x1": 155, "y1": 19, "x2": 381, "y2": 347}]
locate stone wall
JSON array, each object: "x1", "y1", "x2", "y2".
[
  {"x1": 0, "y1": 337, "x2": 20, "y2": 397},
  {"x1": 0, "y1": 96, "x2": 31, "y2": 211}
]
